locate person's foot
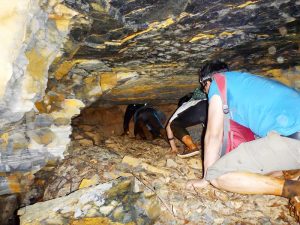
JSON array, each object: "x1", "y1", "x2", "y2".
[
  {"x1": 186, "y1": 179, "x2": 209, "y2": 190},
  {"x1": 168, "y1": 147, "x2": 178, "y2": 154},
  {"x1": 289, "y1": 196, "x2": 300, "y2": 223},
  {"x1": 283, "y1": 169, "x2": 300, "y2": 181},
  {"x1": 177, "y1": 147, "x2": 200, "y2": 158}
]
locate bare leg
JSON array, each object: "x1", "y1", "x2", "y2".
[
  {"x1": 283, "y1": 170, "x2": 300, "y2": 180},
  {"x1": 267, "y1": 170, "x2": 284, "y2": 178},
  {"x1": 210, "y1": 171, "x2": 300, "y2": 222},
  {"x1": 211, "y1": 172, "x2": 284, "y2": 196},
  {"x1": 181, "y1": 135, "x2": 198, "y2": 150}
]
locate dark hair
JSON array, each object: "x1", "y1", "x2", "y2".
[
  {"x1": 198, "y1": 60, "x2": 229, "y2": 80},
  {"x1": 177, "y1": 92, "x2": 193, "y2": 107}
]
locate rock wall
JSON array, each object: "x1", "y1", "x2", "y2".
[{"x1": 0, "y1": 0, "x2": 83, "y2": 190}]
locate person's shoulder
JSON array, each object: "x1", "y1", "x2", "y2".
[
  {"x1": 225, "y1": 71, "x2": 257, "y2": 76},
  {"x1": 225, "y1": 71, "x2": 258, "y2": 81},
  {"x1": 208, "y1": 80, "x2": 219, "y2": 99}
]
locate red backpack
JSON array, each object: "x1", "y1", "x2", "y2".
[{"x1": 214, "y1": 73, "x2": 255, "y2": 156}]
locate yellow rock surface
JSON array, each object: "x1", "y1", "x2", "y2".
[
  {"x1": 0, "y1": 133, "x2": 9, "y2": 144},
  {"x1": 100, "y1": 72, "x2": 118, "y2": 92},
  {"x1": 190, "y1": 33, "x2": 215, "y2": 42},
  {"x1": 236, "y1": 1, "x2": 258, "y2": 9},
  {"x1": 122, "y1": 156, "x2": 170, "y2": 176},
  {"x1": 50, "y1": 99, "x2": 85, "y2": 119},
  {"x1": 26, "y1": 49, "x2": 48, "y2": 80},
  {"x1": 263, "y1": 69, "x2": 292, "y2": 86},
  {"x1": 71, "y1": 217, "x2": 135, "y2": 225},
  {"x1": 79, "y1": 175, "x2": 99, "y2": 189},
  {"x1": 55, "y1": 61, "x2": 76, "y2": 80},
  {"x1": 49, "y1": 3, "x2": 78, "y2": 32}
]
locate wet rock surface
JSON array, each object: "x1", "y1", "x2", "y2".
[{"x1": 19, "y1": 135, "x2": 298, "y2": 224}]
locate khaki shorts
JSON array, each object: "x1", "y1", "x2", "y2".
[{"x1": 206, "y1": 132, "x2": 300, "y2": 181}]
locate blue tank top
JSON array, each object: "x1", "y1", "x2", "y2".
[{"x1": 208, "y1": 71, "x2": 300, "y2": 137}]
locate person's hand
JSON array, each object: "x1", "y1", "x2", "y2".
[
  {"x1": 168, "y1": 147, "x2": 178, "y2": 154},
  {"x1": 186, "y1": 179, "x2": 209, "y2": 190},
  {"x1": 121, "y1": 131, "x2": 129, "y2": 136}
]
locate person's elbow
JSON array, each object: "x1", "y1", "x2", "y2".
[{"x1": 205, "y1": 131, "x2": 223, "y2": 146}]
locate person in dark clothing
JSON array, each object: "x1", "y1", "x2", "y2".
[
  {"x1": 166, "y1": 87, "x2": 208, "y2": 158},
  {"x1": 134, "y1": 106, "x2": 167, "y2": 140},
  {"x1": 122, "y1": 104, "x2": 145, "y2": 135},
  {"x1": 177, "y1": 92, "x2": 193, "y2": 107},
  {"x1": 123, "y1": 104, "x2": 167, "y2": 140}
]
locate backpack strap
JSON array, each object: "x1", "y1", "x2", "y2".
[{"x1": 213, "y1": 73, "x2": 231, "y2": 157}]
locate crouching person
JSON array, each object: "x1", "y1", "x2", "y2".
[
  {"x1": 187, "y1": 60, "x2": 300, "y2": 222},
  {"x1": 122, "y1": 104, "x2": 146, "y2": 136},
  {"x1": 166, "y1": 87, "x2": 208, "y2": 158},
  {"x1": 123, "y1": 104, "x2": 167, "y2": 141}
]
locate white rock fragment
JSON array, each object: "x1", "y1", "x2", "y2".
[
  {"x1": 166, "y1": 159, "x2": 177, "y2": 168},
  {"x1": 277, "y1": 56, "x2": 285, "y2": 63},
  {"x1": 99, "y1": 205, "x2": 115, "y2": 216}
]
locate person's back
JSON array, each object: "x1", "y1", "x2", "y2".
[
  {"x1": 134, "y1": 106, "x2": 167, "y2": 140},
  {"x1": 166, "y1": 87, "x2": 208, "y2": 157},
  {"x1": 123, "y1": 104, "x2": 146, "y2": 135},
  {"x1": 208, "y1": 71, "x2": 300, "y2": 137},
  {"x1": 193, "y1": 60, "x2": 300, "y2": 223},
  {"x1": 177, "y1": 92, "x2": 193, "y2": 107}
]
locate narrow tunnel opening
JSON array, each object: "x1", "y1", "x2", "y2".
[
  {"x1": 70, "y1": 103, "x2": 177, "y2": 146},
  {"x1": 34, "y1": 99, "x2": 206, "y2": 196}
]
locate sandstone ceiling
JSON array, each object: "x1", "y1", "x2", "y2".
[{"x1": 48, "y1": 0, "x2": 300, "y2": 106}]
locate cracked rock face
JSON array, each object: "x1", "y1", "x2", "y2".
[
  {"x1": 0, "y1": 0, "x2": 299, "y2": 199},
  {"x1": 49, "y1": 0, "x2": 300, "y2": 107}
]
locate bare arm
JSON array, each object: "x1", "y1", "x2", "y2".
[
  {"x1": 166, "y1": 122, "x2": 178, "y2": 153},
  {"x1": 186, "y1": 95, "x2": 224, "y2": 189},
  {"x1": 203, "y1": 95, "x2": 224, "y2": 178}
]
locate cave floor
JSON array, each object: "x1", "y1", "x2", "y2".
[{"x1": 35, "y1": 134, "x2": 298, "y2": 225}]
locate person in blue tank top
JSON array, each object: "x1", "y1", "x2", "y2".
[{"x1": 186, "y1": 60, "x2": 300, "y2": 222}]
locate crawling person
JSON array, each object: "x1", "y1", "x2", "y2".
[
  {"x1": 123, "y1": 104, "x2": 167, "y2": 141},
  {"x1": 187, "y1": 60, "x2": 300, "y2": 222},
  {"x1": 122, "y1": 103, "x2": 146, "y2": 136},
  {"x1": 166, "y1": 87, "x2": 208, "y2": 158}
]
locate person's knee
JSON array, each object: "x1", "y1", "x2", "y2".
[
  {"x1": 206, "y1": 167, "x2": 227, "y2": 189},
  {"x1": 210, "y1": 173, "x2": 233, "y2": 190},
  {"x1": 169, "y1": 120, "x2": 177, "y2": 131},
  {"x1": 170, "y1": 120, "x2": 188, "y2": 139},
  {"x1": 210, "y1": 177, "x2": 221, "y2": 189},
  {"x1": 166, "y1": 122, "x2": 171, "y2": 129}
]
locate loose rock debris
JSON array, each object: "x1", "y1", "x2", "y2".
[{"x1": 19, "y1": 135, "x2": 298, "y2": 224}]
